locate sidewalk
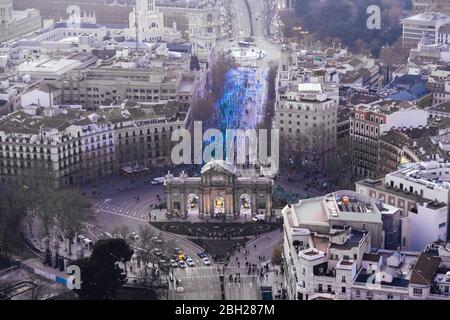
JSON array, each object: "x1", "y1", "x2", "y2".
[
  {"x1": 25, "y1": 215, "x2": 93, "y2": 263},
  {"x1": 259, "y1": 265, "x2": 287, "y2": 300}
]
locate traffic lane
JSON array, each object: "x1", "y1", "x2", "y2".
[
  {"x1": 94, "y1": 212, "x2": 206, "y2": 266},
  {"x1": 231, "y1": 0, "x2": 252, "y2": 38}
]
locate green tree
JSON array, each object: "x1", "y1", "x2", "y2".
[{"x1": 70, "y1": 238, "x2": 134, "y2": 300}]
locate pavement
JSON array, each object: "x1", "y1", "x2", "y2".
[
  {"x1": 223, "y1": 229, "x2": 284, "y2": 300},
  {"x1": 169, "y1": 266, "x2": 221, "y2": 300}
]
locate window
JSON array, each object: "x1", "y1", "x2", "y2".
[
  {"x1": 342, "y1": 275, "x2": 346, "y2": 283},
  {"x1": 341, "y1": 287, "x2": 346, "y2": 294},
  {"x1": 413, "y1": 288, "x2": 422, "y2": 295},
  {"x1": 387, "y1": 294, "x2": 393, "y2": 300}
]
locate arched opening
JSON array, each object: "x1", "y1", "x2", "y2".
[
  {"x1": 240, "y1": 194, "x2": 251, "y2": 216},
  {"x1": 187, "y1": 194, "x2": 199, "y2": 215},
  {"x1": 214, "y1": 195, "x2": 225, "y2": 217}
]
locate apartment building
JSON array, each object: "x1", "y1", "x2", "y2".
[
  {"x1": 350, "y1": 100, "x2": 428, "y2": 178},
  {"x1": 0, "y1": 100, "x2": 190, "y2": 186},
  {"x1": 275, "y1": 82, "x2": 338, "y2": 165},
  {"x1": 356, "y1": 161, "x2": 450, "y2": 250},
  {"x1": 282, "y1": 197, "x2": 450, "y2": 300},
  {"x1": 413, "y1": 0, "x2": 450, "y2": 14},
  {"x1": 401, "y1": 13, "x2": 450, "y2": 48},
  {"x1": 61, "y1": 56, "x2": 201, "y2": 111}
]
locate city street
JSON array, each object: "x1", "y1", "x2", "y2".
[
  {"x1": 224, "y1": 229, "x2": 283, "y2": 300},
  {"x1": 77, "y1": 0, "x2": 285, "y2": 301},
  {"x1": 170, "y1": 267, "x2": 221, "y2": 300}
]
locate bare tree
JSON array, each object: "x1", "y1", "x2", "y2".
[
  {"x1": 0, "y1": 182, "x2": 27, "y2": 260},
  {"x1": 54, "y1": 190, "x2": 94, "y2": 255}
]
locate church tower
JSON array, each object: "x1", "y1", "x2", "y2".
[
  {"x1": 136, "y1": 0, "x2": 156, "y2": 13},
  {"x1": 0, "y1": 0, "x2": 13, "y2": 25}
]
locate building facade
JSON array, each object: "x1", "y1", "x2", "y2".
[
  {"x1": 402, "y1": 13, "x2": 450, "y2": 48},
  {"x1": 275, "y1": 83, "x2": 337, "y2": 165},
  {"x1": 350, "y1": 101, "x2": 428, "y2": 178},
  {"x1": 165, "y1": 160, "x2": 273, "y2": 220},
  {"x1": 0, "y1": 0, "x2": 41, "y2": 43},
  {"x1": 0, "y1": 101, "x2": 190, "y2": 186},
  {"x1": 282, "y1": 197, "x2": 450, "y2": 300}
]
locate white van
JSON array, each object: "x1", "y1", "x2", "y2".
[
  {"x1": 253, "y1": 214, "x2": 266, "y2": 222},
  {"x1": 151, "y1": 177, "x2": 165, "y2": 185}
]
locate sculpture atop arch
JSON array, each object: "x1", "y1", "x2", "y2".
[{"x1": 165, "y1": 160, "x2": 273, "y2": 220}]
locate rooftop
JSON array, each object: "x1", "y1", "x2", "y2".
[
  {"x1": 410, "y1": 252, "x2": 441, "y2": 285},
  {"x1": 389, "y1": 161, "x2": 450, "y2": 191}
]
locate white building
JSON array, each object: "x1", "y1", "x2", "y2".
[
  {"x1": 125, "y1": 0, "x2": 181, "y2": 44},
  {"x1": 403, "y1": 201, "x2": 448, "y2": 251},
  {"x1": 402, "y1": 13, "x2": 450, "y2": 48},
  {"x1": 282, "y1": 201, "x2": 450, "y2": 300},
  {"x1": 21, "y1": 84, "x2": 62, "y2": 108},
  {"x1": 16, "y1": 53, "x2": 98, "y2": 81},
  {"x1": 281, "y1": 190, "x2": 402, "y2": 250},
  {"x1": 0, "y1": 0, "x2": 41, "y2": 43},
  {"x1": 356, "y1": 161, "x2": 450, "y2": 250}
]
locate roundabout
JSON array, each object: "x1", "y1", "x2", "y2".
[
  {"x1": 151, "y1": 221, "x2": 277, "y2": 238},
  {"x1": 227, "y1": 46, "x2": 266, "y2": 62}
]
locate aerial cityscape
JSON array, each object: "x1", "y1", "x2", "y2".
[{"x1": 1, "y1": 0, "x2": 450, "y2": 308}]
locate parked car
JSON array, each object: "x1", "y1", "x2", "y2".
[
  {"x1": 186, "y1": 258, "x2": 195, "y2": 267},
  {"x1": 202, "y1": 257, "x2": 211, "y2": 266}
]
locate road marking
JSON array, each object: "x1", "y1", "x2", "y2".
[{"x1": 95, "y1": 209, "x2": 146, "y2": 222}]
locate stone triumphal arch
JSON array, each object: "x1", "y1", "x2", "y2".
[{"x1": 165, "y1": 160, "x2": 273, "y2": 220}]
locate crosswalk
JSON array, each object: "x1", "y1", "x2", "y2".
[{"x1": 94, "y1": 202, "x2": 148, "y2": 221}]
